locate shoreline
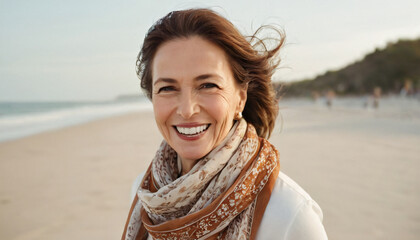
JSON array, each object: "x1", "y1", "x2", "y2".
[
  {"x1": 0, "y1": 100, "x2": 152, "y2": 143},
  {"x1": 1, "y1": 95, "x2": 418, "y2": 144}
]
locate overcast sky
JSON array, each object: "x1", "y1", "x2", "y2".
[{"x1": 1, "y1": 0, "x2": 419, "y2": 101}]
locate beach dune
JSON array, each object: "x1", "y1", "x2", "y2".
[{"x1": 1, "y1": 98, "x2": 419, "y2": 240}]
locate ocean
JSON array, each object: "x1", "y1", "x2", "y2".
[{"x1": 0, "y1": 98, "x2": 152, "y2": 142}]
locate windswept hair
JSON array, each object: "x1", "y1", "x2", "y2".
[{"x1": 137, "y1": 8, "x2": 285, "y2": 139}]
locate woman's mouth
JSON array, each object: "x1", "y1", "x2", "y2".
[{"x1": 174, "y1": 124, "x2": 210, "y2": 136}]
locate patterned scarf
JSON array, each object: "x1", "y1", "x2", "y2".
[{"x1": 122, "y1": 119, "x2": 280, "y2": 240}]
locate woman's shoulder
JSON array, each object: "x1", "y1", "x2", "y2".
[
  {"x1": 269, "y1": 171, "x2": 322, "y2": 213},
  {"x1": 257, "y1": 171, "x2": 328, "y2": 239}
]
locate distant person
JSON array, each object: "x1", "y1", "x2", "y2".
[
  {"x1": 400, "y1": 79, "x2": 414, "y2": 97},
  {"x1": 373, "y1": 86, "x2": 381, "y2": 109},
  {"x1": 121, "y1": 9, "x2": 327, "y2": 240},
  {"x1": 325, "y1": 90, "x2": 335, "y2": 109}
]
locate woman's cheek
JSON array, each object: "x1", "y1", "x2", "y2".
[
  {"x1": 153, "y1": 97, "x2": 173, "y2": 127},
  {"x1": 202, "y1": 94, "x2": 232, "y2": 119}
]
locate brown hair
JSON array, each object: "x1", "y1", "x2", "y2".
[{"x1": 137, "y1": 8, "x2": 285, "y2": 138}]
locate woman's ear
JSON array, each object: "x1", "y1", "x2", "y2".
[{"x1": 237, "y1": 83, "x2": 248, "y2": 113}]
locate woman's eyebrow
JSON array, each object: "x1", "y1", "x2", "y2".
[
  {"x1": 154, "y1": 74, "x2": 223, "y2": 85},
  {"x1": 195, "y1": 74, "x2": 223, "y2": 81},
  {"x1": 154, "y1": 78, "x2": 177, "y2": 86}
]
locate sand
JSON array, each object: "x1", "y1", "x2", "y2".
[{"x1": 1, "y1": 98, "x2": 420, "y2": 239}]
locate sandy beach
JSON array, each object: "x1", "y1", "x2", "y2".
[{"x1": 1, "y1": 98, "x2": 420, "y2": 239}]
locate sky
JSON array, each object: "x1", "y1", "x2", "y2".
[{"x1": 1, "y1": 0, "x2": 419, "y2": 101}]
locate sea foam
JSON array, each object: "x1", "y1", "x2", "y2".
[{"x1": 0, "y1": 100, "x2": 152, "y2": 142}]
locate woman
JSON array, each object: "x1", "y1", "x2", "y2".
[{"x1": 122, "y1": 9, "x2": 327, "y2": 240}]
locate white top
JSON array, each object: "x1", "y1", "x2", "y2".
[{"x1": 130, "y1": 171, "x2": 328, "y2": 240}]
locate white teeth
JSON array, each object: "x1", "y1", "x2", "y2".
[{"x1": 176, "y1": 124, "x2": 209, "y2": 135}]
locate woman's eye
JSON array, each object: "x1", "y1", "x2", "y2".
[
  {"x1": 158, "y1": 86, "x2": 175, "y2": 93},
  {"x1": 200, "y1": 83, "x2": 219, "y2": 89}
]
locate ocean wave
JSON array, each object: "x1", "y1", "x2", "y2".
[{"x1": 0, "y1": 101, "x2": 152, "y2": 142}]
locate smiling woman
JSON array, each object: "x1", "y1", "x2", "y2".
[{"x1": 122, "y1": 8, "x2": 327, "y2": 240}]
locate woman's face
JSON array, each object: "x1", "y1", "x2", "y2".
[{"x1": 151, "y1": 36, "x2": 247, "y2": 170}]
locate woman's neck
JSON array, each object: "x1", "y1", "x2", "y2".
[{"x1": 178, "y1": 156, "x2": 199, "y2": 176}]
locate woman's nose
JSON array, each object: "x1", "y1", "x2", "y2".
[{"x1": 177, "y1": 91, "x2": 199, "y2": 119}]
